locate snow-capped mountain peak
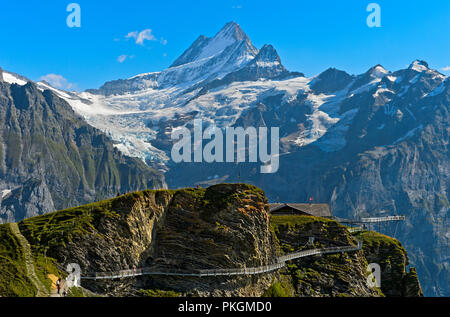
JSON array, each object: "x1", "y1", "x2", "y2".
[
  {"x1": 26, "y1": 23, "x2": 446, "y2": 187},
  {"x1": 170, "y1": 21, "x2": 256, "y2": 68},
  {"x1": 253, "y1": 44, "x2": 281, "y2": 65},
  {"x1": 309, "y1": 68, "x2": 354, "y2": 94},
  {"x1": 0, "y1": 69, "x2": 29, "y2": 86},
  {"x1": 232, "y1": 44, "x2": 290, "y2": 79},
  {"x1": 369, "y1": 64, "x2": 389, "y2": 78},
  {"x1": 214, "y1": 21, "x2": 249, "y2": 42},
  {"x1": 89, "y1": 22, "x2": 260, "y2": 95},
  {"x1": 409, "y1": 60, "x2": 429, "y2": 72},
  {"x1": 347, "y1": 64, "x2": 390, "y2": 94}
]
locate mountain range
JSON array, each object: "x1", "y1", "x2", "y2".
[
  {"x1": 0, "y1": 69, "x2": 166, "y2": 223},
  {"x1": 0, "y1": 22, "x2": 448, "y2": 296}
]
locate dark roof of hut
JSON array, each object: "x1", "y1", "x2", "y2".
[{"x1": 269, "y1": 203, "x2": 332, "y2": 218}]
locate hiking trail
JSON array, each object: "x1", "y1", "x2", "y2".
[{"x1": 9, "y1": 222, "x2": 48, "y2": 297}]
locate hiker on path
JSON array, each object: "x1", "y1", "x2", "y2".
[{"x1": 56, "y1": 278, "x2": 61, "y2": 294}]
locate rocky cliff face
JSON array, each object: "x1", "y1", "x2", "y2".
[
  {"x1": 357, "y1": 231, "x2": 424, "y2": 297},
  {"x1": 0, "y1": 178, "x2": 55, "y2": 222},
  {"x1": 0, "y1": 80, "x2": 165, "y2": 223},
  {"x1": 269, "y1": 215, "x2": 423, "y2": 297},
  {"x1": 144, "y1": 184, "x2": 277, "y2": 296},
  {"x1": 0, "y1": 184, "x2": 422, "y2": 297},
  {"x1": 18, "y1": 184, "x2": 277, "y2": 296},
  {"x1": 271, "y1": 216, "x2": 380, "y2": 297}
]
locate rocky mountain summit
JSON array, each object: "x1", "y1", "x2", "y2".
[
  {"x1": 88, "y1": 22, "x2": 259, "y2": 96},
  {"x1": 0, "y1": 184, "x2": 422, "y2": 297},
  {"x1": 170, "y1": 21, "x2": 257, "y2": 69}
]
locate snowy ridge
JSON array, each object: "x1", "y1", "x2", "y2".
[
  {"x1": 2, "y1": 71, "x2": 28, "y2": 86},
  {"x1": 409, "y1": 60, "x2": 429, "y2": 72},
  {"x1": 170, "y1": 21, "x2": 254, "y2": 68},
  {"x1": 62, "y1": 54, "x2": 445, "y2": 166},
  {"x1": 4, "y1": 23, "x2": 446, "y2": 168},
  {"x1": 1, "y1": 189, "x2": 11, "y2": 200}
]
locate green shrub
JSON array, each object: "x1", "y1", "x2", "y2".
[
  {"x1": 263, "y1": 282, "x2": 290, "y2": 297},
  {"x1": 139, "y1": 289, "x2": 181, "y2": 297},
  {"x1": 0, "y1": 224, "x2": 37, "y2": 297}
]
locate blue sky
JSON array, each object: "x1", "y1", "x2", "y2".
[{"x1": 0, "y1": 0, "x2": 449, "y2": 90}]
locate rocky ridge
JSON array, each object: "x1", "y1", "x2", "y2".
[{"x1": 0, "y1": 184, "x2": 423, "y2": 297}]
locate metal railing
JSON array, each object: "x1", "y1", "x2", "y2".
[
  {"x1": 277, "y1": 241, "x2": 362, "y2": 263},
  {"x1": 81, "y1": 239, "x2": 363, "y2": 280},
  {"x1": 359, "y1": 216, "x2": 406, "y2": 223},
  {"x1": 347, "y1": 226, "x2": 363, "y2": 233},
  {"x1": 336, "y1": 215, "x2": 406, "y2": 224}
]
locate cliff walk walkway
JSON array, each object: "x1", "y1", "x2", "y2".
[
  {"x1": 337, "y1": 215, "x2": 405, "y2": 236},
  {"x1": 80, "y1": 240, "x2": 363, "y2": 280},
  {"x1": 80, "y1": 215, "x2": 403, "y2": 280},
  {"x1": 335, "y1": 215, "x2": 406, "y2": 224}
]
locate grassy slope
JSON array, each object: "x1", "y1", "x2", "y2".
[
  {"x1": 13, "y1": 184, "x2": 266, "y2": 254},
  {"x1": 0, "y1": 189, "x2": 168, "y2": 297},
  {"x1": 0, "y1": 224, "x2": 36, "y2": 297}
]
